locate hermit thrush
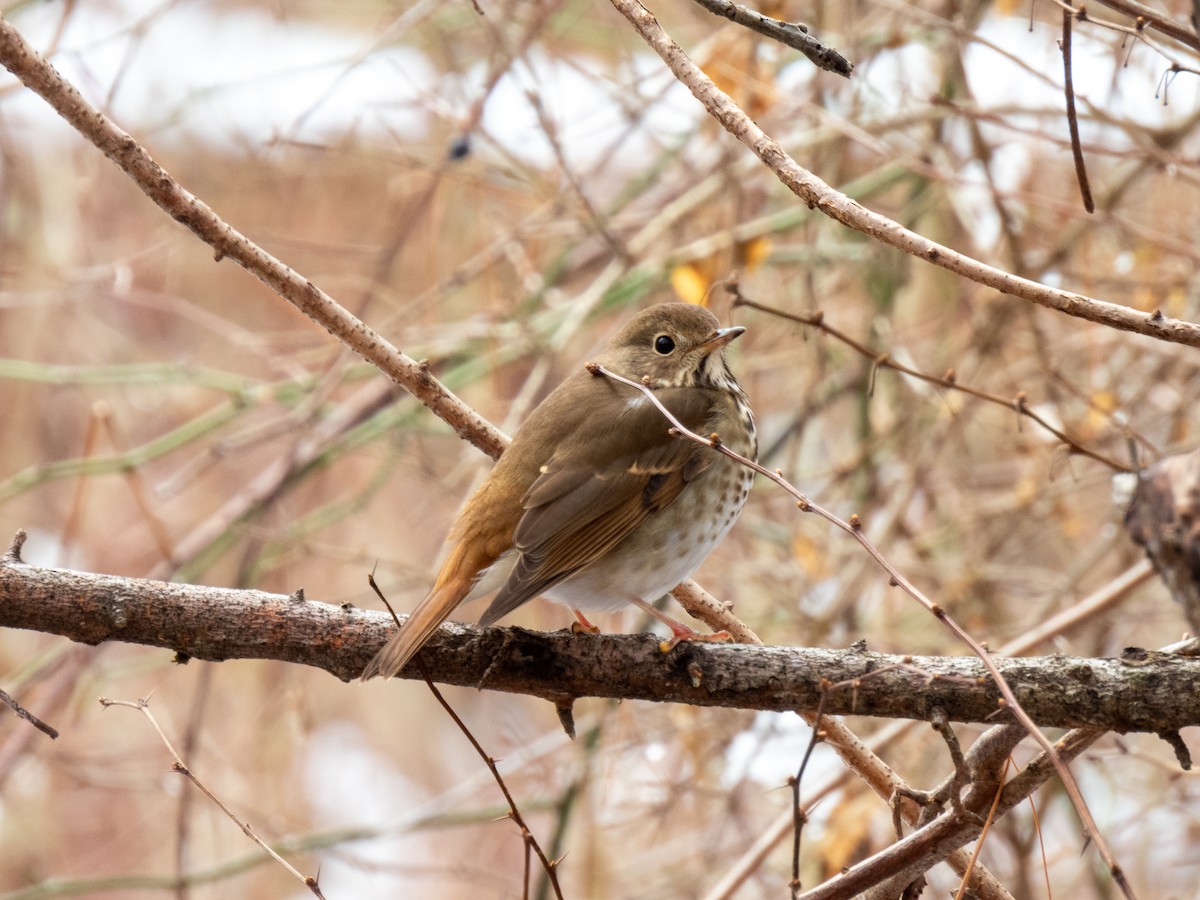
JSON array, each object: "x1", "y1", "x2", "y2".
[{"x1": 362, "y1": 302, "x2": 756, "y2": 680}]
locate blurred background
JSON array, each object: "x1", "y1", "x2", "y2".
[{"x1": 1, "y1": 0, "x2": 1199, "y2": 897}]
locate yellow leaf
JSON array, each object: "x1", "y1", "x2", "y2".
[
  {"x1": 670, "y1": 263, "x2": 711, "y2": 306},
  {"x1": 791, "y1": 533, "x2": 828, "y2": 579},
  {"x1": 818, "y1": 794, "x2": 876, "y2": 876},
  {"x1": 737, "y1": 236, "x2": 772, "y2": 273},
  {"x1": 1090, "y1": 390, "x2": 1117, "y2": 413},
  {"x1": 1082, "y1": 390, "x2": 1117, "y2": 440},
  {"x1": 1060, "y1": 508, "x2": 1084, "y2": 538}
]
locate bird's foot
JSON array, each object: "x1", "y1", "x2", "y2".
[
  {"x1": 657, "y1": 623, "x2": 732, "y2": 653},
  {"x1": 570, "y1": 609, "x2": 602, "y2": 635},
  {"x1": 629, "y1": 597, "x2": 732, "y2": 652}
]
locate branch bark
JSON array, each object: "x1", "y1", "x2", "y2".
[
  {"x1": 687, "y1": 0, "x2": 853, "y2": 76},
  {"x1": 4, "y1": 542, "x2": 1199, "y2": 732},
  {"x1": 1090, "y1": 0, "x2": 1200, "y2": 53}
]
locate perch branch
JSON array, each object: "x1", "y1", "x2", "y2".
[{"x1": 3, "y1": 546, "x2": 1199, "y2": 731}]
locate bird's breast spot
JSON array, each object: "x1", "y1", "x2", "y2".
[{"x1": 624, "y1": 395, "x2": 646, "y2": 411}]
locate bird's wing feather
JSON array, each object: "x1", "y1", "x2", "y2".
[{"x1": 479, "y1": 383, "x2": 716, "y2": 624}]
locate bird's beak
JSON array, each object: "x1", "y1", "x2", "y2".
[{"x1": 697, "y1": 325, "x2": 745, "y2": 355}]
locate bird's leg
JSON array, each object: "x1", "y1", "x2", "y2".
[
  {"x1": 629, "y1": 597, "x2": 732, "y2": 650},
  {"x1": 571, "y1": 609, "x2": 601, "y2": 634}
]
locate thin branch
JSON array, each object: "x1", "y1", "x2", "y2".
[
  {"x1": 0, "y1": 688, "x2": 59, "y2": 740},
  {"x1": 99, "y1": 697, "x2": 325, "y2": 898},
  {"x1": 607, "y1": 0, "x2": 1200, "y2": 348},
  {"x1": 952, "y1": 756, "x2": 1011, "y2": 900},
  {"x1": 730, "y1": 291, "x2": 1133, "y2": 472},
  {"x1": 1047, "y1": 0, "x2": 1200, "y2": 77},
  {"x1": 1061, "y1": 9, "x2": 1096, "y2": 213},
  {"x1": 423, "y1": 678, "x2": 565, "y2": 899},
  {"x1": 687, "y1": 0, "x2": 853, "y2": 76},
  {"x1": 1089, "y1": 0, "x2": 1200, "y2": 53},
  {"x1": 0, "y1": 17, "x2": 507, "y2": 461},
  {"x1": 789, "y1": 695, "x2": 829, "y2": 898},
  {"x1": 366, "y1": 574, "x2": 564, "y2": 894}
]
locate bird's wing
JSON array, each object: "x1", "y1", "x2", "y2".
[{"x1": 478, "y1": 383, "x2": 716, "y2": 624}]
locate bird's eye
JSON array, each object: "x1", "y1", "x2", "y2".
[{"x1": 654, "y1": 334, "x2": 676, "y2": 355}]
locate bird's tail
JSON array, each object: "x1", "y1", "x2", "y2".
[{"x1": 360, "y1": 542, "x2": 487, "y2": 681}]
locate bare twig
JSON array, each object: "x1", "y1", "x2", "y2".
[
  {"x1": 1061, "y1": 9, "x2": 1096, "y2": 213},
  {"x1": 366, "y1": 573, "x2": 563, "y2": 893},
  {"x1": 422, "y1": 678, "x2": 565, "y2": 899},
  {"x1": 669, "y1": 579, "x2": 761, "y2": 643},
  {"x1": 0, "y1": 688, "x2": 59, "y2": 739},
  {"x1": 687, "y1": 0, "x2": 853, "y2": 76},
  {"x1": 99, "y1": 697, "x2": 326, "y2": 898},
  {"x1": 789, "y1": 694, "x2": 829, "y2": 898},
  {"x1": 952, "y1": 756, "x2": 1011, "y2": 900},
  {"x1": 1090, "y1": 0, "x2": 1200, "y2": 51},
  {"x1": 1048, "y1": 0, "x2": 1200, "y2": 78}
]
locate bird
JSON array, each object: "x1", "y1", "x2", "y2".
[
  {"x1": 361, "y1": 302, "x2": 756, "y2": 680},
  {"x1": 1120, "y1": 448, "x2": 1200, "y2": 635}
]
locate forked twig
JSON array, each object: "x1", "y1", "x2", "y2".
[
  {"x1": 0, "y1": 688, "x2": 60, "y2": 739},
  {"x1": 98, "y1": 697, "x2": 326, "y2": 898},
  {"x1": 731, "y1": 291, "x2": 1136, "y2": 471}
]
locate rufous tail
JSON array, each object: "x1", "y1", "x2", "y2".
[{"x1": 360, "y1": 542, "x2": 486, "y2": 680}]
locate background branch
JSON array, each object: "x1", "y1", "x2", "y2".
[
  {"x1": 609, "y1": 0, "x2": 1200, "y2": 347},
  {"x1": 0, "y1": 16, "x2": 508, "y2": 461},
  {"x1": 688, "y1": 0, "x2": 854, "y2": 76}
]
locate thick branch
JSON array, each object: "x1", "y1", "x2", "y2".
[{"x1": 3, "y1": 552, "x2": 1199, "y2": 731}]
